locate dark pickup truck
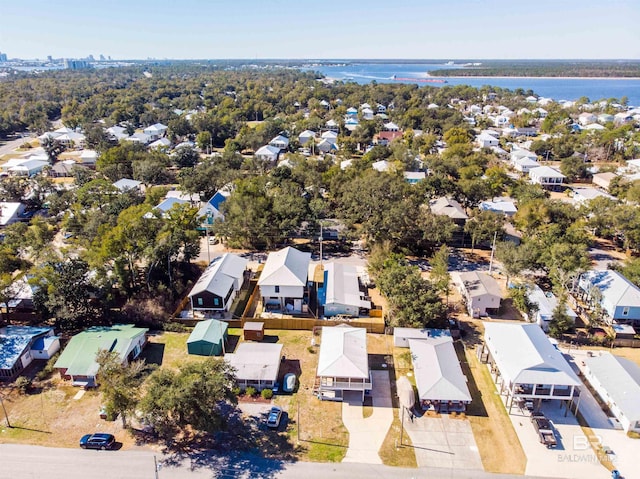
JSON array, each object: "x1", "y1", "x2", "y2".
[{"x1": 531, "y1": 412, "x2": 557, "y2": 448}]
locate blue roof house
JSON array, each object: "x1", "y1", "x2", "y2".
[
  {"x1": 0, "y1": 326, "x2": 60, "y2": 380},
  {"x1": 578, "y1": 270, "x2": 640, "y2": 325},
  {"x1": 197, "y1": 188, "x2": 231, "y2": 224}
]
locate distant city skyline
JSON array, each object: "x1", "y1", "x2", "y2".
[{"x1": 1, "y1": 0, "x2": 639, "y2": 60}]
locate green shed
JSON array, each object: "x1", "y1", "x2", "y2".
[{"x1": 187, "y1": 319, "x2": 228, "y2": 356}]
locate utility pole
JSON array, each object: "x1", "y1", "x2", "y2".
[
  {"x1": 319, "y1": 224, "x2": 323, "y2": 265},
  {"x1": 488, "y1": 230, "x2": 498, "y2": 274},
  {"x1": 0, "y1": 393, "x2": 11, "y2": 428}
]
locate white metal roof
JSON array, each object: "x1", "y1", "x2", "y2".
[
  {"x1": 317, "y1": 325, "x2": 369, "y2": 379},
  {"x1": 585, "y1": 353, "x2": 640, "y2": 423},
  {"x1": 258, "y1": 247, "x2": 310, "y2": 288},
  {"x1": 580, "y1": 270, "x2": 640, "y2": 308},
  {"x1": 455, "y1": 271, "x2": 502, "y2": 300},
  {"x1": 189, "y1": 254, "x2": 248, "y2": 299},
  {"x1": 429, "y1": 197, "x2": 468, "y2": 220},
  {"x1": 323, "y1": 262, "x2": 371, "y2": 310},
  {"x1": 483, "y1": 322, "x2": 580, "y2": 387},
  {"x1": 529, "y1": 166, "x2": 566, "y2": 179},
  {"x1": 526, "y1": 284, "x2": 577, "y2": 319},
  {"x1": 409, "y1": 337, "x2": 471, "y2": 402},
  {"x1": 225, "y1": 343, "x2": 283, "y2": 382}
]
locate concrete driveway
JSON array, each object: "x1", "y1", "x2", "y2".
[
  {"x1": 341, "y1": 370, "x2": 393, "y2": 464},
  {"x1": 561, "y1": 348, "x2": 639, "y2": 479},
  {"x1": 507, "y1": 399, "x2": 609, "y2": 479},
  {"x1": 403, "y1": 413, "x2": 482, "y2": 470}
]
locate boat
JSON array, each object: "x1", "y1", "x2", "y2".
[{"x1": 392, "y1": 75, "x2": 447, "y2": 84}]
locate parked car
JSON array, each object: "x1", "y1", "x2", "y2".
[
  {"x1": 266, "y1": 406, "x2": 282, "y2": 429},
  {"x1": 79, "y1": 433, "x2": 115, "y2": 450}
]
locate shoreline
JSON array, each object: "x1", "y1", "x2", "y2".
[{"x1": 428, "y1": 74, "x2": 639, "y2": 81}]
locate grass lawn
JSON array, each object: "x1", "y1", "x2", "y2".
[
  {"x1": 376, "y1": 341, "x2": 417, "y2": 468},
  {"x1": 0, "y1": 379, "x2": 133, "y2": 449},
  {"x1": 271, "y1": 329, "x2": 348, "y2": 462},
  {"x1": 459, "y1": 339, "x2": 527, "y2": 474}
]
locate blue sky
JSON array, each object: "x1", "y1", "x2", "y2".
[{"x1": 1, "y1": 0, "x2": 639, "y2": 60}]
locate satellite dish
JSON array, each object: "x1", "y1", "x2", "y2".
[{"x1": 397, "y1": 376, "x2": 415, "y2": 410}]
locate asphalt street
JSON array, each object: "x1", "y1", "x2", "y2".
[{"x1": 0, "y1": 443, "x2": 560, "y2": 479}]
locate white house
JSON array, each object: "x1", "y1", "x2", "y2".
[
  {"x1": 258, "y1": 246, "x2": 311, "y2": 313},
  {"x1": 113, "y1": 178, "x2": 143, "y2": 193},
  {"x1": 429, "y1": 197, "x2": 468, "y2": 224},
  {"x1": 578, "y1": 270, "x2": 640, "y2": 325},
  {"x1": 383, "y1": 122, "x2": 400, "y2": 132},
  {"x1": 584, "y1": 353, "x2": 640, "y2": 433},
  {"x1": 571, "y1": 187, "x2": 616, "y2": 205},
  {"x1": 316, "y1": 325, "x2": 371, "y2": 402},
  {"x1": 480, "y1": 322, "x2": 581, "y2": 411},
  {"x1": 0, "y1": 202, "x2": 25, "y2": 226},
  {"x1": 189, "y1": 253, "x2": 248, "y2": 314},
  {"x1": 409, "y1": 337, "x2": 472, "y2": 412},
  {"x1": 361, "y1": 108, "x2": 374, "y2": 120},
  {"x1": 453, "y1": 271, "x2": 502, "y2": 317},
  {"x1": 321, "y1": 130, "x2": 338, "y2": 144},
  {"x1": 320, "y1": 262, "x2": 371, "y2": 317},
  {"x1": 298, "y1": 130, "x2": 316, "y2": 145},
  {"x1": 578, "y1": 112, "x2": 596, "y2": 126},
  {"x1": 149, "y1": 138, "x2": 171, "y2": 149},
  {"x1": 317, "y1": 139, "x2": 338, "y2": 154},
  {"x1": 255, "y1": 144, "x2": 280, "y2": 162},
  {"x1": 393, "y1": 327, "x2": 451, "y2": 348},
  {"x1": 479, "y1": 198, "x2": 518, "y2": 217},
  {"x1": 510, "y1": 149, "x2": 537, "y2": 163},
  {"x1": 528, "y1": 166, "x2": 566, "y2": 191},
  {"x1": 8, "y1": 159, "x2": 48, "y2": 177},
  {"x1": 269, "y1": 135, "x2": 290, "y2": 150},
  {"x1": 476, "y1": 133, "x2": 499, "y2": 148},
  {"x1": 512, "y1": 157, "x2": 540, "y2": 174},
  {"x1": 106, "y1": 125, "x2": 129, "y2": 141},
  {"x1": 143, "y1": 123, "x2": 168, "y2": 141},
  {"x1": 224, "y1": 343, "x2": 283, "y2": 392},
  {"x1": 592, "y1": 172, "x2": 617, "y2": 191},
  {"x1": 526, "y1": 284, "x2": 577, "y2": 332},
  {"x1": 79, "y1": 150, "x2": 98, "y2": 165},
  {"x1": 372, "y1": 160, "x2": 391, "y2": 172},
  {"x1": 197, "y1": 188, "x2": 231, "y2": 223},
  {"x1": 125, "y1": 132, "x2": 151, "y2": 144}
]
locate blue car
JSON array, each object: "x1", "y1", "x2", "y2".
[{"x1": 79, "y1": 433, "x2": 115, "y2": 450}]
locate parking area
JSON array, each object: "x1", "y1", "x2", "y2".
[
  {"x1": 403, "y1": 414, "x2": 482, "y2": 470},
  {"x1": 561, "y1": 348, "x2": 639, "y2": 479},
  {"x1": 507, "y1": 399, "x2": 609, "y2": 479}
]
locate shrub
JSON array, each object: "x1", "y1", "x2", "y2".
[
  {"x1": 261, "y1": 388, "x2": 273, "y2": 400},
  {"x1": 307, "y1": 346, "x2": 315, "y2": 354},
  {"x1": 15, "y1": 376, "x2": 32, "y2": 394},
  {"x1": 36, "y1": 352, "x2": 60, "y2": 381},
  {"x1": 232, "y1": 386, "x2": 241, "y2": 396},
  {"x1": 245, "y1": 386, "x2": 257, "y2": 397}
]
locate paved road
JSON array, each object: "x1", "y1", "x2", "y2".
[
  {"x1": 0, "y1": 443, "x2": 560, "y2": 479},
  {"x1": 0, "y1": 135, "x2": 31, "y2": 158}
]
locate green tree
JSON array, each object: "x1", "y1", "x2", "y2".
[
  {"x1": 464, "y1": 210, "x2": 503, "y2": 251},
  {"x1": 140, "y1": 359, "x2": 237, "y2": 440},
  {"x1": 172, "y1": 145, "x2": 199, "y2": 168},
  {"x1": 547, "y1": 295, "x2": 575, "y2": 339},
  {"x1": 96, "y1": 350, "x2": 147, "y2": 427},
  {"x1": 41, "y1": 136, "x2": 64, "y2": 164},
  {"x1": 430, "y1": 245, "x2": 451, "y2": 305}
]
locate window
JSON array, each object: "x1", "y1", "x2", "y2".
[
  {"x1": 275, "y1": 285, "x2": 280, "y2": 293},
  {"x1": 197, "y1": 298, "x2": 203, "y2": 306},
  {"x1": 213, "y1": 297, "x2": 220, "y2": 306}
]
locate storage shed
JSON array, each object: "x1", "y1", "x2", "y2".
[
  {"x1": 187, "y1": 319, "x2": 228, "y2": 356},
  {"x1": 243, "y1": 321, "x2": 265, "y2": 342}
]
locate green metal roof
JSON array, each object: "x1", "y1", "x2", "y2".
[
  {"x1": 54, "y1": 324, "x2": 148, "y2": 378},
  {"x1": 187, "y1": 319, "x2": 228, "y2": 345}
]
